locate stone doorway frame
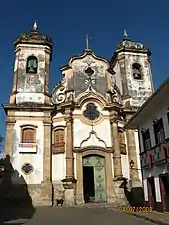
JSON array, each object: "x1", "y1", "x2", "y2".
[{"x1": 74, "y1": 146, "x2": 114, "y2": 204}]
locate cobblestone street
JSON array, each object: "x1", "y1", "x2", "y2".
[{"x1": 0, "y1": 207, "x2": 156, "y2": 225}]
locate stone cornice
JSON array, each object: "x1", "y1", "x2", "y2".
[
  {"x1": 73, "y1": 146, "x2": 114, "y2": 153},
  {"x1": 2, "y1": 104, "x2": 54, "y2": 114}
]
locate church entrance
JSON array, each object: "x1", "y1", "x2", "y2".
[{"x1": 82, "y1": 155, "x2": 107, "y2": 203}]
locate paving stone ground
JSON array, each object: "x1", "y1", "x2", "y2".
[
  {"x1": 0, "y1": 206, "x2": 157, "y2": 225},
  {"x1": 127, "y1": 211, "x2": 169, "y2": 225}
]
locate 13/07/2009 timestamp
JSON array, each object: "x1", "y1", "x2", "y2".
[{"x1": 118, "y1": 206, "x2": 153, "y2": 213}]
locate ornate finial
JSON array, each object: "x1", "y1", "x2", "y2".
[
  {"x1": 33, "y1": 20, "x2": 38, "y2": 30},
  {"x1": 123, "y1": 29, "x2": 131, "y2": 41},
  {"x1": 85, "y1": 34, "x2": 89, "y2": 49},
  {"x1": 124, "y1": 29, "x2": 127, "y2": 39}
]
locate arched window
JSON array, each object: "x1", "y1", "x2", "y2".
[
  {"x1": 132, "y1": 63, "x2": 142, "y2": 80},
  {"x1": 22, "y1": 128, "x2": 36, "y2": 143},
  {"x1": 118, "y1": 129, "x2": 126, "y2": 154},
  {"x1": 53, "y1": 129, "x2": 65, "y2": 154},
  {"x1": 26, "y1": 56, "x2": 38, "y2": 74}
]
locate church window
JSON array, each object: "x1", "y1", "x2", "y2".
[
  {"x1": 132, "y1": 63, "x2": 142, "y2": 80},
  {"x1": 22, "y1": 128, "x2": 36, "y2": 143},
  {"x1": 83, "y1": 103, "x2": 100, "y2": 121},
  {"x1": 118, "y1": 129, "x2": 126, "y2": 154},
  {"x1": 53, "y1": 129, "x2": 65, "y2": 154},
  {"x1": 26, "y1": 56, "x2": 38, "y2": 74}
]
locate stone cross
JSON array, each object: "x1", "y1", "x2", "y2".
[{"x1": 85, "y1": 34, "x2": 89, "y2": 49}]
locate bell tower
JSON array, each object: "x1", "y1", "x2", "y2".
[
  {"x1": 10, "y1": 21, "x2": 53, "y2": 105},
  {"x1": 110, "y1": 30, "x2": 154, "y2": 110}
]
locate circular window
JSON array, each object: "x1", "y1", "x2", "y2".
[
  {"x1": 83, "y1": 103, "x2": 100, "y2": 121},
  {"x1": 22, "y1": 163, "x2": 34, "y2": 175}
]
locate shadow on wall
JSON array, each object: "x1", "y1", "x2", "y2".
[
  {"x1": 0, "y1": 155, "x2": 36, "y2": 225},
  {"x1": 120, "y1": 178, "x2": 145, "y2": 207}
]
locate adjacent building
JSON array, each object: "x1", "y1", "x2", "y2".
[
  {"x1": 3, "y1": 23, "x2": 154, "y2": 206},
  {"x1": 125, "y1": 78, "x2": 169, "y2": 212}
]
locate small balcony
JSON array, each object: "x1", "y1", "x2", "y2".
[
  {"x1": 140, "y1": 150, "x2": 152, "y2": 169},
  {"x1": 151, "y1": 142, "x2": 167, "y2": 165},
  {"x1": 18, "y1": 143, "x2": 37, "y2": 153}
]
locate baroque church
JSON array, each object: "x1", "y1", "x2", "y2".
[{"x1": 3, "y1": 22, "x2": 154, "y2": 206}]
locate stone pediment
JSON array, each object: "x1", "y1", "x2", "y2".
[
  {"x1": 51, "y1": 49, "x2": 118, "y2": 105},
  {"x1": 77, "y1": 91, "x2": 108, "y2": 108},
  {"x1": 69, "y1": 49, "x2": 110, "y2": 75},
  {"x1": 67, "y1": 50, "x2": 114, "y2": 98}
]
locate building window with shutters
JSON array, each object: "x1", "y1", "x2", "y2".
[
  {"x1": 53, "y1": 129, "x2": 65, "y2": 154},
  {"x1": 142, "y1": 128, "x2": 151, "y2": 151},
  {"x1": 21, "y1": 127, "x2": 36, "y2": 143},
  {"x1": 153, "y1": 118, "x2": 165, "y2": 145}
]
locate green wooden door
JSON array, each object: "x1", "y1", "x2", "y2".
[{"x1": 83, "y1": 155, "x2": 106, "y2": 203}]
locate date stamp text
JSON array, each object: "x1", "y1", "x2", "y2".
[{"x1": 118, "y1": 206, "x2": 152, "y2": 213}]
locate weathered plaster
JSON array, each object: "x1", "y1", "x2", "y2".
[
  {"x1": 11, "y1": 120, "x2": 44, "y2": 184},
  {"x1": 14, "y1": 111, "x2": 44, "y2": 117},
  {"x1": 16, "y1": 93, "x2": 45, "y2": 104},
  {"x1": 73, "y1": 118, "x2": 112, "y2": 148},
  {"x1": 113, "y1": 52, "x2": 153, "y2": 108},
  {"x1": 14, "y1": 43, "x2": 51, "y2": 104}
]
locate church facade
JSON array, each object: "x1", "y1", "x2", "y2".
[{"x1": 3, "y1": 23, "x2": 154, "y2": 206}]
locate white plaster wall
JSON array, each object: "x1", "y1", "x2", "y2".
[
  {"x1": 52, "y1": 154, "x2": 66, "y2": 181},
  {"x1": 154, "y1": 177, "x2": 162, "y2": 202},
  {"x1": 134, "y1": 130, "x2": 142, "y2": 181},
  {"x1": 121, "y1": 154, "x2": 130, "y2": 179},
  {"x1": 143, "y1": 179, "x2": 148, "y2": 201},
  {"x1": 16, "y1": 93, "x2": 45, "y2": 104},
  {"x1": 74, "y1": 152, "x2": 77, "y2": 179},
  {"x1": 111, "y1": 153, "x2": 114, "y2": 177},
  {"x1": 113, "y1": 62, "x2": 123, "y2": 95},
  {"x1": 52, "y1": 120, "x2": 66, "y2": 181},
  {"x1": 73, "y1": 102, "x2": 111, "y2": 148},
  {"x1": 11, "y1": 120, "x2": 44, "y2": 184},
  {"x1": 15, "y1": 112, "x2": 44, "y2": 117},
  {"x1": 74, "y1": 118, "x2": 111, "y2": 148},
  {"x1": 139, "y1": 103, "x2": 169, "y2": 152}
]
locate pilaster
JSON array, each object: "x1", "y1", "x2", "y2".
[
  {"x1": 43, "y1": 117, "x2": 52, "y2": 183},
  {"x1": 110, "y1": 111, "x2": 123, "y2": 179},
  {"x1": 62, "y1": 111, "x2": 76, "y2": 205},
  {"x1": 76, "y1": 152, "x2": 84, "y2": 204},
  {"x1": 64, "y1": 114, "x2": 74, "y2": 180},
  {"x1": 5, "y1": 116, "x2": 15, "y2": 157},
  {"x1": 125, "y1": 115, "x2": 142, "y2": 187},
  {"x1": 117, "y1": 55, "x2": 129, "y2": 96},
  {"x1": 105, "y1": 152, "x2": 114, "y2": 203}
]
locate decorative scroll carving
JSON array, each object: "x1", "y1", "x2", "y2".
[{"x1": 52, "y1": 80, "x2": 67, "y2": 104}]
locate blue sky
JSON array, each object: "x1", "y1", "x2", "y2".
[{"x1": 0, "y1": 0, "x2": 169, "y2": 139}]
